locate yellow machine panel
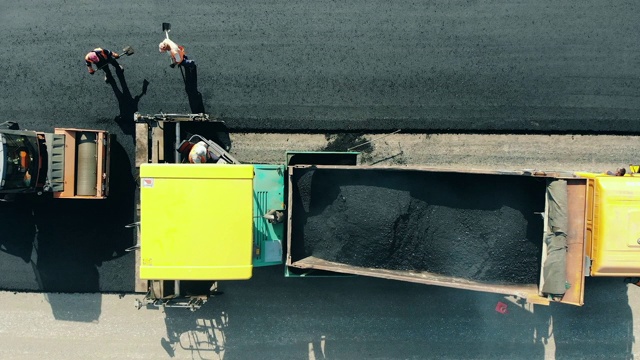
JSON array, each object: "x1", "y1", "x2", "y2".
[
  {"x1": 140, "y1": 164, "x2": 254, "y2": 280},
  {"x1": 590, "y1": 175, "x2": 640, "y2": 276}
]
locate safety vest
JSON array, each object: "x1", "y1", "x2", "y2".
[{"x1": 174, "y1": 45, "x2": 186, "y2": 63}]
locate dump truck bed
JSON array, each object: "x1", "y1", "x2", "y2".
[{"x1": 286, "y1": 166, "x2": 574, "y2": 303}]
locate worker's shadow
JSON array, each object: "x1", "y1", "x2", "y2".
[
  {"x1": 181, "y1": 65, "x2": 204, "y2": 114},
  {"x1": 107, "y1": 68, "x2": 149, "y2": 136},
  {"x1": 177, "y1": 64, "x2": 233, "y2": 152}
]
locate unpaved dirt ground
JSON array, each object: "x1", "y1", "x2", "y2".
[{"x1": 232, "y1": 133, "x2": 640, "y2": 172}]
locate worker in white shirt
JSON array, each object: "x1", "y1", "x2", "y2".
[
  {"x1": 188, "y1": 141, "x2": 220, "y2": 163},
  {"x1": 159, "y1": 38, "x2": 195, "y2": 68}
]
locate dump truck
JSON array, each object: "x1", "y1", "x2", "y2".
[
  {"x1": 286, "y1": 165, "x2": 640, "y2": 307},
  {"x1": 132, "y1": 117, "x2": 640, "y2": 310},
  {"x1": 0, "y1": 122, "x2": 110, "y2": 200},
  {"x1": 138, "y1": 162, "x2": 640, "y2": 309}
]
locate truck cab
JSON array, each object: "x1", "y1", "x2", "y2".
[
  {"x1": 0, "y1": 130, "x2": 41, "y2": 194},
  {"x1": 582, "y1": 174, "x2": 640, "y2": 277}
]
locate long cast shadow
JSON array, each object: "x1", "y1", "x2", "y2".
[
  {"x1": 159, "y1": 266, "x2": 546, "y2": 359},
  {"x1": 159, "y1": 269, "x2": 633, "y2": 359},
  {"x1": 178, "y1": 64, "x2": 232, "y2": 151},
  {"x1": 107, "y1": 69, "x2": 149, "y2": 136},
  {"x1": 26, "y1": 139, "x2": 135, "y2": 321},
  {"x1": 0, "y1": 136, "x2": 136, "y2": 323},
  {"x1": 181, "y1": 65, "x2": 204, "y2": 114}
]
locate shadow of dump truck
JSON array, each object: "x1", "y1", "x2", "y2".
[{"x1": 0, "y1": 140, "x2": 136, "y2": 295}]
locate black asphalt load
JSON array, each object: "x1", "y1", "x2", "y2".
[
  {"x1": 291, "y1": 168, "x2": 546, "y2": 285},
  {"x1": 1, "y1": 0, "x2": 640, "y2": 133}
]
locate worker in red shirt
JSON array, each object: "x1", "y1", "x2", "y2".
[{"x1": 85, "y1": 48, "x2": 123, "y2": 82}]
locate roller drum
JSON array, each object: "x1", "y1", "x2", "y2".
[{"x1": 76, "y1": 132, "x2": 98, "y2": 196}]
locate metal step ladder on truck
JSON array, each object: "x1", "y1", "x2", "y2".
[
  {"x1": 0, "y1": 122, "x2": 110, "y2": 201},
  {"x1": 132, "y1": 114, "x2": 640, "y2": 310}
]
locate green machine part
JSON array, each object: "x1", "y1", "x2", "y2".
[{"x1": 253, "y1": 164, "x2": 286, "y2": 267}]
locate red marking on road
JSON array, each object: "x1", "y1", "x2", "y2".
[{"x1": 495, "y1": 301, "x2": 508, "y2": 314}]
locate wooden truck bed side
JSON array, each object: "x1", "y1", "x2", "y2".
[
  {"x1": 562, "y1": 180, "x2": 587, "y2": 305},
  {"x1": 294, "y1": 256, "x2": 545, "y2": 301}
]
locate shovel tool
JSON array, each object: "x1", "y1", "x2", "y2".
[{"x1": 94, "y1": 46, "x2": 135, "y2": 72}]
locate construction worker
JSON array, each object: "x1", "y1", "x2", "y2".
[
  {"x1": 188, "y1": 141, "x2": 220, "y2": 163},
  {"x1": 85, "y1": 48, "x2": 123, "y2": 82},
  {"x1": 159, "y1": 38, "x2": 195, "y2": 68},
  {"x1": 606, "y1": 167, "x2": 626, "y2": 176}
]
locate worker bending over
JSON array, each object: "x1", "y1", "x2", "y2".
[
  {"x1": 188, "y1": 141, "x2": 220, "y2": 163},
  {"x1": 85, "y1": 48, "x2": 123, "y2": 82},
  {"x1": 159, "y1": 38, "x2": 195, "y2": 68}
]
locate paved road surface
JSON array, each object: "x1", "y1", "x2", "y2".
[
  {"x1": 1, "y1": 0, "x2": 639, "y2": 132},
  {"x1": 1, "y1": 1, "x2": 639, "y2": 358},
  {"x1": 0, "y1": 267, "x2": 637, "y2": 359}
]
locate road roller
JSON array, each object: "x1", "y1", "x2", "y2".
[{"x1": 0, "y1": 122, "x2": 110, "y2": 200}]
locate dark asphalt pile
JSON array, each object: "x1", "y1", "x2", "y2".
[{"x1": 291, "y1": 168, "x2": 546, "y2": 284}]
